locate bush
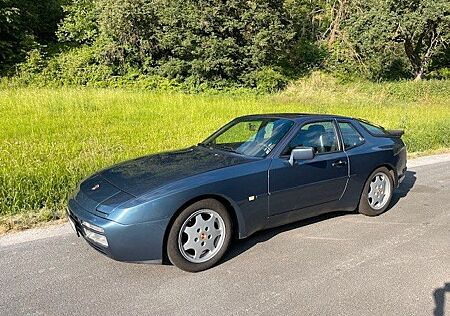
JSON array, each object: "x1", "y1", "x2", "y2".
[
  {"x1": 241, "y1": 67, "x2": 288, "y2": 93},
  {"x1": 14, "y1": 45, "x2": 112, "y2": 86},
  {"x1": 429, "y1": 68, "x2": 450, "y2": 80},
  {"x1": 0, "y1": 0, "x2": 64, "y2": 74},
  {"x1": 55, "y1": 0, "x2": 296, "y2": 87}
]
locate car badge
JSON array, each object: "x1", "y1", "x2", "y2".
[{"x1": 91, "y1": 184, "x2": 100, "y2": 191}]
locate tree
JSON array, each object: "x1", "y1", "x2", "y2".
[
  {"x1": 0, "y1": 0, "x2": 64, "y2": 74},
  {"x1": 57, "y1": 0, "x2": 296, "y2": 86},
  {"x1": 342, "y1": 0, "x2": 450, "y2": 80},
  {"x1": 326, "y1": 0, "x2": 348, "y2": 48},
  {"x1": 392, "y1": 1, "x2": 450, "y2": 80},
  {"x1": 0, "y1": 2, "x2": 22, "y2": 71},
  {"x1": 57, "y1": 0, "x2": 98, "y2": 44}
]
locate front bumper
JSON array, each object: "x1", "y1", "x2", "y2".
[{"x1": 67, "y1": 198, "x2": 170, "y2": 263}]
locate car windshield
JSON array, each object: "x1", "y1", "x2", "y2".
[{"x1": 201, "y1": 118, "x2": 294, "y2": 157}]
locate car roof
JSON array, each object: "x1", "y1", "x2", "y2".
[{"x1": 238, "y1": 113, "x2": 353, "y2": 122}]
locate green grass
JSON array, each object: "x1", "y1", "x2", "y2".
[{"x1": 1, "y1": 74, "x2": 450, "y2": 232}]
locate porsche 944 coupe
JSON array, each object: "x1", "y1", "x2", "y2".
[{"x1": 68, "y1": 114, "x2": 407, "y2": 271}]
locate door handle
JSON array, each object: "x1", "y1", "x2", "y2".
[{"x1": 332, "y1": 160, "x2": 347, "y2": 167}]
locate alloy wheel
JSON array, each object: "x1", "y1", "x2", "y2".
[
  {"x1": 178, "y1": 209, "x2": 226, "y2": 263},
  {"x1": 367, "y1": 172, "x2": 392, "y2": 210}
]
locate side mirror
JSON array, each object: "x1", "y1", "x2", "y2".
[{"x1": 289, "y1": 147, "x2": 314, "y2": 166}]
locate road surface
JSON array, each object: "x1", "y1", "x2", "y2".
[{"x1": 1, "y1": 155, "x2": 449, "y2": 315}]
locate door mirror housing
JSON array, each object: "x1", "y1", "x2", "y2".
[{"x1": 289, "y1": 147, "x2": 315, "y2": 166}]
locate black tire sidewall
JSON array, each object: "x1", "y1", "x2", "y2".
[
  {"x1": 166, "y1": 199, "x2": 232, "y2": 272},
  {"x1": 359, "y1": 167, "x2": 394, "y2": 216}
]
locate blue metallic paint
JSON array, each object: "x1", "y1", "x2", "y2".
[
  {"x1": 67, "y1": 114, "x2": 407, "y2": 263},
  {"x1": 268, "y1": 151, "x2": 349, "y2": 216},
  {"x1": 68, "y1": 198, "x2": 169, "y2": 262}
]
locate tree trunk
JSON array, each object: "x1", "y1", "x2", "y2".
[
  {"x1": 328, "y1": 0, "x2": 348, "y2": 48},
  {"x1": 402, "y1": 22, "x2": 440, "y2": 81},
  {"x1": 414, "y1": 71, "x2": 423, "y2": 81},
  {"x1": 403, "y1": 37, "x2": 424, "y2": 80}
]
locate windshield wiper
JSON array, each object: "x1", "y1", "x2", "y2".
[
  {"x1": 215, "y1": 144, "x2": 241, "y2": 154},
  {"x1": 209, "y1": 143, "x2": 238, "y2": 153},
  {"x1": 198, "y1": 142, "x2": 240, "y2": 154}
]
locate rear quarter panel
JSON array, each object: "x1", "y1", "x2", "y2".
[{"x1": 339, "y1": 122, "x2": 407, "y2": 209}]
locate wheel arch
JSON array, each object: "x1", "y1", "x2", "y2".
[
  {"x1": 161, "y1": 194, "x2": 241, "y2": 264},
  {"x1": 378, "y1": 163, "x2": 397, "y2": 187},
  {"x1": 353, "y1": 163, "x2": 396, "y2": 210}
]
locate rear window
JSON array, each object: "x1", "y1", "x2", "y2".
[
  {"x1": 359, "y1": 120, "x2": 388, "y2": 136},
  {"x1": 338, "y1": 122, "x2": 365, "y2": 149}
]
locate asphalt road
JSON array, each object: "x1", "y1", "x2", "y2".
[{"x1": 1, "y1": 156, "x2": 449, "y2": 316}]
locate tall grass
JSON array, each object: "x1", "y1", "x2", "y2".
[{"x1": 1, "y1": 75, "x2": 450, "y2": 231}]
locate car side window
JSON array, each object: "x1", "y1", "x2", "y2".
[
  {"x1": 282, "y1": 121, "x2": 339, "y2": 155},
  {"x1": 338, "y1": 122, "x2": 365, "y2": 149},
  {"x1": 359, "y1": 121, "x2": 388, "y2": 136}
]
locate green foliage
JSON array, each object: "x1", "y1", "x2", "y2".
[
  {"x1": 337, "y1": 0, "x2": 450, "y2": 80},
  {"x1": 3, "y1": 0, "x2": 450, "y2": 87},
  {"x1": 429, "y1": 68, "x2": 450, "y2": 80},
  {"x1": 94, "y1": 0, "x2": 295, "y2": 83},
  {"x1": 0, "y1": 0, "x2": 64, "y2": 74},
  {"x1": 57, "y1": 0, "x2": 98, "y2": 44},
  {"x1": 13, "y1": 45, "x2": 110, "y2": 86},
  {"x1": 0, "y1": 3, "x2": 23, "y2": 70},
  {"x1": 15, "y1": 0, "x2": 299, "y2": 90},
  {"x1": 241, "y1": 67, "x2": 288, "y2": 93}
]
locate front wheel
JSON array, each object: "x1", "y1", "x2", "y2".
[
  {"x1": 167, "y1": 199, "x2": 232, "y2": 272},
  {"x1": 358, "y1": 167, "x2": 394, "y2": 216}
]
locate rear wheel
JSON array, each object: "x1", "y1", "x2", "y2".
[
  {"x1": 358, "y1": 167, "x2": 394, "y2": 216},
  {"x1": 167, "y1": 199, "x2": 232, "y2": 272}
]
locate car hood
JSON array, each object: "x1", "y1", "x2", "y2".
[{"x1": 97, "y1": 146, "x2": 252, "y2": 197}]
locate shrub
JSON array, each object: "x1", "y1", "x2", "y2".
[
  {"x1": 241, "y1": 67, "x2": 288, "y2": 93},
  {"x1": 55, "y1": 0, "x2": 296, "y2": 87}
]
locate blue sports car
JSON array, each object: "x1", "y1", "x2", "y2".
[{"x1": 67, "y1": 114, "x2": 407, "y2": 272}]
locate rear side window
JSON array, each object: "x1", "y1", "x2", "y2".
[
  {"x1": 282, "y1": 121, "x2": 339, "y2": 155},
  {"x1": 359, "y1": 121, "x2": 388, "y2": 136},
  {"x1": 338, "y1": 122, "x2": 365, "y2": 149}
]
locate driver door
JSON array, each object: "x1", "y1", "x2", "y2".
[{"x1": 268, "y1": 120, "x2": 349, "y2": 216}]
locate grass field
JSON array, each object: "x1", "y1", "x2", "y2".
[{"x1": 1, "y1": 74, "x2": 450, "y2": 232}]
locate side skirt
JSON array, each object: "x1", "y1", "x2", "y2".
[{"x1": 264, "y1": 200, "x2": 353, "y2": 231}]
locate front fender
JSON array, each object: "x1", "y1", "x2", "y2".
[{"x1": 108, "y1": 159, "x2": 271, "y2": 238}]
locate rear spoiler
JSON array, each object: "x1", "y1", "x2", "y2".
[{"x1": 386, "y1": 129, "x2": 404, "y2": 137}]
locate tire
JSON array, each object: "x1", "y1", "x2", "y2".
[
  {"x1": 358, "y1": 167, "x2": 394, "y2": 216},
  {"x1": 167, "y1": 199, "x2": 232, "y2": 272}
]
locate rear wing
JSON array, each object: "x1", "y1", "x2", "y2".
[{"x1": 386, "y1": 129, "x2": 404, "y2": 138}]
